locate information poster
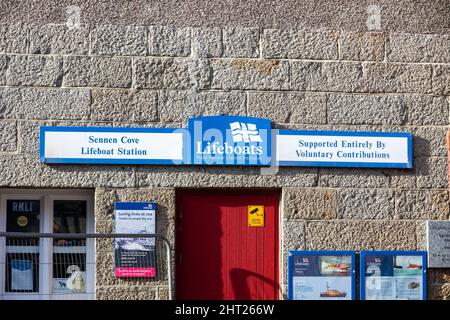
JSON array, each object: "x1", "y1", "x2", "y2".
[
  {"x1": 114, "y1": 202, "x2": 157, "y2": 278},
  {"x1": 11, "y1": 260, "x2": 33, "y2": 291},
  {"x1": 361, "y1": 251, "x2": 427, "y2": 300},
  {"x1": 288, "y1": 251, "x2": 356, "y2": 300}
]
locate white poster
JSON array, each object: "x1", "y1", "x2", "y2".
[{"x1": 11, "y1": 260, "x2": 33, "y2": 291}]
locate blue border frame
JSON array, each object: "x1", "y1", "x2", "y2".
[
  {"x1": 287, "y1": 250, "x2": 357, "y2": 300},
  {"x1": 40, "y1": 126, "x2": 187, "y2": 165},
  {"x1": 276, "y1": 129, "x2": 413, "y2": 169},
  {"x1": 360, "y1": 250, "x2": 427, "y2": 300}
]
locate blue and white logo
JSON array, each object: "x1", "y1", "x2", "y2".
[
  {"x1": 188, "y1": 116, "x2": 271, "y2": 166},
  {"x1": 230, "y1": 122, "x2": 263, "y2": 143}
]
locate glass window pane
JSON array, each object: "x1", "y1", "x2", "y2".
[
  {"x1": 6, "y1": 200, "x2": 40, "y2": 234},
  {"x1": 5, "y1": 200, "x2": 40, "y2": 293},
  {"x1": 52, "y1": 200, "x2": 87, "y2": 294}
]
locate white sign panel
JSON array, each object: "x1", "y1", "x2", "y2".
[
  {"x1": 275, "y1": 130, "x2": 412, "y2": 168},
  {"x1": 41, "y1": 127, "x2": 185, "y2": 164}
]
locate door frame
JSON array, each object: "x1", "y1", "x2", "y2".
[{"x1": 175, "y1": 188, "x2": 281, "y2": 300}]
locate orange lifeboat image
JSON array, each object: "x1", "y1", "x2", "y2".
[{"x1": 319, "y1": 282, "x2": 348, "y2": 298}]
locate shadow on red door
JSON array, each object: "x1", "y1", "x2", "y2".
[{"x1": 175, "y1": 190, "x2": 279, "y2": 300}]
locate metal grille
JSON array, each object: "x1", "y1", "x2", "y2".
[{"x1": 0, "y1": 232, "x2": 172, "y2": 300}]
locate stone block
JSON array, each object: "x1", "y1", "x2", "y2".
[
  {"x1": 2, "y1": 1, "x2": 448, "y2": 34},
  {"x1": 339, "y1": 32, "x2": 385, "y2": 61},
  {"x1": 0, "y1": 24, "x2": 27, "y2": 53},
  {"x1": 388, "y1": 33, "x2": 450, "y2": 63},
  {"x1": 338, "y1": 189, "x2": 395, "y2": 219},
  {"x1": 428, "y1": 284, "x2": 450, "y2": 300},
  {"x1": 282, "y1": 221, "x2": 306, "y2": 251},
  {"x1": 158, "y1": 90, "x2": 246, "y2": 122},
  {"x1": 416, "y1": 157, "x2": 448, "y2": 188},
  {"x1": 211, "y1": 59, "x2": 289, "y2": 90},
  {"x1": 0, "y1": 120, "x2": 16, "y2": 152},
  {"x1": 395, "y1": 190, "x2": 449, "y2": 220},
  {"x1": 0, "y1": 154, "x2": 135, "y2": 188},
  {"x1": 406, "y1": 95, "x2": 448, "y2": 125},
  {"x1": 136, "y1": 166, "x2": 318, "y2": 188},
  {"x1": 148, "y1": 26, "x2": 191, "y2": 57},
  {"x1": 306, "y1": 220, "x2": 418, "y2": 250},
  {"x1": 413, "y1": 126, "x2": 447, "y2": 157},
  {"x1": 248, "y1": 92, "x2": 326, "y2": 124},
  {"x1": 428, "y1": 269, "x2": 450, "y2": 284},
  {"x1": 319, "y1": 168, "x2": 389, "y2": 188},
  {"x1": 417, "y1": 220, "x2": 427, "y2": 251},
  {"x1": 134, "y1": 57, "x2": 192, "y2": 89},
  {"x1": 262, "y1": 29, "x2": 338, "y2": 60},
  {"x1": 96, "y1": 286, "x2": 157, "y2": 300},
  {"x1": 157, "y1": 286, "x2": 170, "y2": 300},
  {"x1": 0, "y1": 87, "x2": 90, "y2": 120},
  {"x1": 63, "y1": 56, "x2": 132, "y2": 88},
  {"x1": 29, "y1": 24, "x2": 89, "y2": 54},
  {"x1": 91, "y1": 25, "x2": 147, "y2": 56},
  {"x1": 92, "y1": 89, "x2": 158, "y2": 122},
  {"x1": 223, "y1": 28, "x2": 259, "y2": 58},
  {"x1": 291, "y1": 61, "x2": 363, "y2": 92},
  {"x1": 0, "y1": 55, "x2": 7, "y2": 84},
  {"x1": 283, "y1": 188, "x2": 337, "y2": 220},
  {"x1": 192, "y1": 27, "x2": 222, "y2": 58},
  {"x1": 432, "y1": 65, "x2": 450, "y2": 95},
  {"x1": 327, "y1": 94, "x2": 406, "y2": 125},
  {"x1": 363, "y1": 62, "x2": 432, "y2": 94},
  {"x1": 388, "y1": 168, "x2": 417, "y2": 189},
  {"x1": 6, "y1": 55, "x2": 62, "y2": 86}
]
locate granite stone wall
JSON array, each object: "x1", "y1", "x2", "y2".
[{"x1": 0, "y1": 1, "x2": 449, "y2": 299}]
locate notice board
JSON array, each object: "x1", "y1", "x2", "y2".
[
  {"x1": 360, "y1": 251, "x2": 427, "y2": 300},
  {"x1": 114, "y1": 202, "x2": 157, "y2": 278},
  {"x1": 288, "y1": 251, "x2": 356, "y2": 300}
]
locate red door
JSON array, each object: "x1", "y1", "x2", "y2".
[{"x1": 176, "y1": 190, "x2": 279, "y2": 300}]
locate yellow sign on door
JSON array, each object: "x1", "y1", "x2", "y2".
[{"x1": 248, "y1": 205, "x2": 264, "y2": 227}]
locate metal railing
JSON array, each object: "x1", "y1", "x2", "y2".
[{"x1": 0, "y1": 232, "x2": 173, "y2": 300}]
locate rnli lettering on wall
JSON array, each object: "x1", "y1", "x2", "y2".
[{"x1": 40, "y1": 116, "x2": 413, "y2": 168}]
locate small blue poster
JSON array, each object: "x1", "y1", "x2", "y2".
[
  {"x1": 360, "y1": 251, "x2": 427, "y2": 300},
  {"x1": 288, "y1": 251, "x2": 356, "y2": 300},
  {"x1": 11, "y1": 259, "x2": 33, "y2": 291}
]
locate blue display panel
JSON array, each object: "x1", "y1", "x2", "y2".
[
  {"x1": 360, "y1": 251, "x2": 427, "y2": 300},
  {"x1": 288, "y1": 251, "x2": 356, "y2": 300}
]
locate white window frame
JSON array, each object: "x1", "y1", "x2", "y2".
[{"x1": 0, "y1": 189, "x2": 95, "y2": 300}]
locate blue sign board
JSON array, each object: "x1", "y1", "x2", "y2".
[
  {"x1": 40, "y1": 126, "x2": 187, "y2": 165},
  {"x1": 189, "y1": 116, "x2": 271, "y2": 166},
  {"x1": 40, "y1": 116, "x2": 413, "y2": 169},
  {"x1": 288, "y1": 251, "x2": 356, "y2": 300},
  {"x1": 276, "y1": 130, "x2": 413, "y2": 169},
  {"x1": 360, "y1": 251, "x2": 427, "y2": 300}
]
